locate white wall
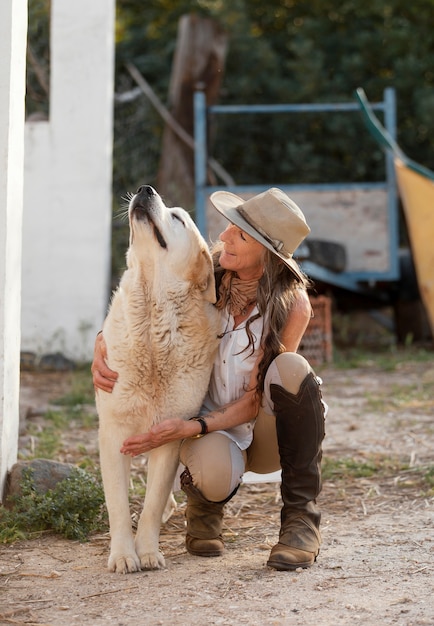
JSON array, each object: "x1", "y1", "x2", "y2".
[
  {"x1": 0, "y1": 0, "x2": 28, "y2": 498},
  {"x1": 22, "y1": 0, "x2": 115, "y2": 361}
]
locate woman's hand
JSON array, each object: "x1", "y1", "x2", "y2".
[
  {"x1": 91, "y1": 332, "x2": 118, "y2": 393},
  {"x1": 121, "y1": 419, "x2": 196, "y2": 457}
]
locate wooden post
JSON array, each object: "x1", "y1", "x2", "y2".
[{"x1": 157, "y1": 14, "x2": 228, "y2": 211}]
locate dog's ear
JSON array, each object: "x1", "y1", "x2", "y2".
[{"x1": 195, "y1": 249, "x2": 217, "y2": 303}]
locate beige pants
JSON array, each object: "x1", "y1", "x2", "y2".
[{"x1": 179, "y1": 352, "x2": 313, "y2": 502}]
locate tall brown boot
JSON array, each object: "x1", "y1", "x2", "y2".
[
  {"x1": 267, "y1": 372, "x2": 325, "y2": 571},
  {"x1": 180, "y1": 468, "x2": 238, "y2": 557}
]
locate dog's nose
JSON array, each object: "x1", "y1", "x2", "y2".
[{"x1": 136, "y1": 185, "x2": 156, "y2": 197}]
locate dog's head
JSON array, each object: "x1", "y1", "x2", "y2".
[{"x1": 127, "y1": 185, "x2": 216, "y2": 303}]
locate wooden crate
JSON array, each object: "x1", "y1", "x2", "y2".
[{"x1": 299, "y1": 295, "x2": 333, "y2": 365}]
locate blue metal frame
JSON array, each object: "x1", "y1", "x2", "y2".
[{"x1": 194, "y1": 88, "x2": 399, "y2": 293}]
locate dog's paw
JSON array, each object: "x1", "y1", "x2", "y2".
[
  {"x1": 138, "y1": 551, "x2": 166, "y2": 570},
  {"x1": 108, "y1": 551, "x2": 141, "y2": 574}
]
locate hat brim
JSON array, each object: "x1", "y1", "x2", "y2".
[{"x1": 210, "y1": 191, "x2": 305, "y2": 282}]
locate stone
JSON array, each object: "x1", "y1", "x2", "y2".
[{"x1": 4, "y1": 459, "x2": 76, "y2": 501}]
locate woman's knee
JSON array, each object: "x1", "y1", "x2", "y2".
[
  {"x1": 266, "y1": 352, "x2": 312, "y2": 396},
  {"x1": 180, "y1": 433, "x2": 245, "y2": 502}
]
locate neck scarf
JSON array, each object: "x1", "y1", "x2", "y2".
[{"x1": 216, "y1": 271, "x2": 259, "y2": 316}]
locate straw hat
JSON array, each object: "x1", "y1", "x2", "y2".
[{"x1": 210, "y1": 187, "x2": 310, "y2": 281}]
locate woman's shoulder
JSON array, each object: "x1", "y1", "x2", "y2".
[
  {"x1": 293, "y1": 288, "x2": 312, "y2": 314},
  {"x1": 280, "y1": 289, "x2": 312, "y2": 351}
]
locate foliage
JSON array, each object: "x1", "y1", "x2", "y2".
[
  {"x1": 26, "y1": 0, "x2": 50, "y2": 118},
  {"x1": 54, "y1": 367, "x2": 97, "y2": 412},
  {"x1": 0, "y1": 467, "x2": 107, "y2": 543},
  {"x1": 26, "y1": 0, "x2": 434, "y2": 275},
  {"x1": 27, "y1": 418, "x2": 63, "y2": 459},
  {"x1": 212, "y1": 0, "x2": 434, "y2": 184},
  {"x1": 110, "y1": 0, "x2": 434, "y2": 187},
  {"x1": 322, "y1": 456, "x2": 380, "y2": 480},
  {"x1": 21, "y1": 368, "x2": 98, "y2": 461},
  {"x1": 333, "y1": 345, "x2": 434, "y2": 370},
  {"x1": 25, "y1": 0, "x2": 434, "y2": 184},
  {"x1": 322, "y1": 454, "x2": 434, "y2": 497}
]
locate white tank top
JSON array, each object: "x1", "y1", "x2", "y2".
[{"x1": 200, "y1": 306, "x2": 265, "y2": 450}]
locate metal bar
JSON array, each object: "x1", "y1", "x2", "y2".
[
  {"x1": 209, "y1": 102, "x2": 385, "y2": 114},
  {"x1": 205, "y1": 182, "x2": 388, "y2": 194},
  {"x1": 299, "y1": 262, "x2": 393, "y2": 297},
  {"x1": 194, "y1": 89, "x2": 399, "y2": 288},
  {"x1": 194, "y1": 90, "x2": 207, "y2": 235},
  {"x1": 383, "y1": 87, "x2": 400, "y2": 280}
]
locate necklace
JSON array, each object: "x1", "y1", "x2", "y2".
[
  {"x1": 217, "y1": 324, "x2": 245, "y2": 339},
  {"x1": 216, "y1": 303, "x2": 257, "y2": 339},
  {"x1": 239, "y1": 301, "x2": 256, "y2": 315}
]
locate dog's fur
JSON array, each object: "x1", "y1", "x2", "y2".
[{"x1": 96, "y1": 185, "x2": 220, "y2": 574}]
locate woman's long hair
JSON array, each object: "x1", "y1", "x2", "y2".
[{"x1": 212, "y1": 241, "x2": 310, "y2": 397}]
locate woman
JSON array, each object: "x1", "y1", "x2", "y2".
[{"x1": 92, "y1": 187, "x2": 326, "y2": 571}]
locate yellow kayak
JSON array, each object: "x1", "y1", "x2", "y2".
[
  {"x1": 394, "y1": 160, "x2": 434, "y2": 335},
  {"x1": 356, "y1": 88, "x2": 434, "y2": 336}
]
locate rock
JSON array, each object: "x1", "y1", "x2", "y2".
[
  {"x1": 39, "y1": 353, "x2": 76, "y2": 372},
  {"x1": 20, "y1": 351, "x2": 38, "y2": 371},
  {"x1": 4, "y1": 459, "x2": 76, "y2": 502}
]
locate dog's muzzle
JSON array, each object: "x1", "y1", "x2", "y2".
[{"x1": 130, "y1": 185, "x2": 167, "y2": 249}]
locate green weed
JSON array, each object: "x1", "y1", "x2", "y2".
[
  {"x1": 27, "y1": 424, "x2": 62, "y2": 459},
  {"x1": 0, "y1": 467, "x2": 107, "y2": 543},
  {"x1": 365, "y1": 381, "x2": 433, "y2": 413},
  {"x1": 322, "y1": 456, "x2": 380, "y2": 480},
  {"x1": 323, "y1": 454, "x2": 434, "y2": 496},
  {"x1": 333, "y1": 347, "x2": 434, "y2": 371},
  {"x1": 55, "y1": 368, "x2": 95, "y2": 407}
]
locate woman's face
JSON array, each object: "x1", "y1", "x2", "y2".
[{"x1": 219, "y1": 223, "x2": 266, "y2": 280}]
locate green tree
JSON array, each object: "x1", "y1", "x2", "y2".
[
  {"x1": 113, "y1": 0, "x2": 434, "y2": 191},
  {"x1": 25, "y1": 0, "x2": 434, "y2": 276},
  {"x1": 26, "y1": 0, "x2": 50, "y2": 118},
  {"x1": 212, "y1": 0, "x2": 434, "y2": 183}
]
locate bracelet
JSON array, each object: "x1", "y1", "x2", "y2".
[{"x1": 189, "y1": 417, "x2": 208, "y2": 438}]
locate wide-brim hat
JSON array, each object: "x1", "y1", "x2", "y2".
[{"x1": 210, "y1": 187, "x2": 310, "y2": 282}]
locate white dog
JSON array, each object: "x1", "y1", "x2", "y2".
[{"x1": 96, "y1": 185, "x2": 220, "y2": 574}]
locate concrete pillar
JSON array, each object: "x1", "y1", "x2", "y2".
[
  {"x1": 22, "y1": 0, "x2": 116, "y2": 361},
  {"x1": 0, "y1": 0, "x2": 28, "y2": 499}
]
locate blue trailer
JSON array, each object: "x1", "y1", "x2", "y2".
[{"x1": 193, "y1": 88, "x2": 431, "y2": 341}]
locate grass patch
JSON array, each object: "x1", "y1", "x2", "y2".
[
  {"x1": 0, "y1": 467, "x2": 107, "y2": 543},
  {"x1": 333, "y1": 346, "x2": 434, "y2": 371},
  {"x1": 54, "y1": 367, "x2": 97, "y2": 428},
  {"x1": 55, "y1": 370, "x2": 94, "y2": 407},
  {"x1": 20, "y1": 367, "x2": 98, "y2": 462},
  {"x1": 27, "y1": 424, "x2": 63, "y2": 459},
  {"x1": 323, "y1": 454, "x2": 434, "y2": 496},
  {"x1": 364, "y1": 381, "x2": 434, "y2": 413},
  {"x1": 323, "y1": 454, "x2": 412, "y2": 481},
  {"x1": 423, "y1": 466, "x2": 434, "y2": 489},
  {"x1": 323, "y1": 456, "x2": 384, "y2": 480}
]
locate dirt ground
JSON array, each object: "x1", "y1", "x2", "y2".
[{"x1": 1, "y1": 356, "x2": 434, "y2": 626}]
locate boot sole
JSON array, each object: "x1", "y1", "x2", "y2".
[
  {"x1": 266, "y1": 557, "x2": 314, "y2": 571},
  {"x1": 267, "y1": 549, "x2": 318, "y2": 571},
  {"x1": 187, "y1": 547, "x2": 224, "y2": 558}
]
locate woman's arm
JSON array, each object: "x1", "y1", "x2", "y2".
[
  {"x1": 120, "y1": 382, "x2": 260, "y2": 457},
  {"x1": 91, "y1": 332, "x2": 118, "y2": 393},
  {"x1": 121, "y1": 354, "x2": 261, "y2": 457},
  {"x1": 121, "y1": 289, "x2": 312, "y2": 457}
]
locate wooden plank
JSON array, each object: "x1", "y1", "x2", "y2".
[{"x1": 157, "y1": 14, "x2": 228, "y2": 210}]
